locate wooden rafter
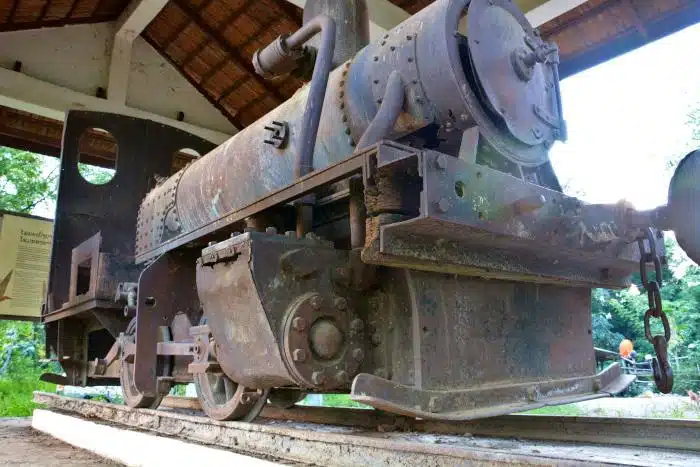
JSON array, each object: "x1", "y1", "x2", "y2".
[
  {"x1": 38, "y1": 0, "x2": 52, "y2": 21},
  {"x1": 170, "y1": 0, "x2": 285, "y2": 104},
  {"x1": 271, "y1": 0, "x2": 302, "y2": 26},
  {"x1": 542, "y1": 0, "x2": 616, "y2": 37},
  {"x1": 235, "y1": 93, "x2": 266, "y2": 115},
  {"x1": 91, "y1": 0, "x2": 110, "y2": 16},
  {"x1": 7, "y1": 0, "x2": 20, "y2": 22},
  {"x1": 65, "y1": 0, "x2": 80, "y2": 18},
  {"x1": 142, "y1": 34, "x2": 245, "y2": 129},
  {"x1": 199, "y1": 56, "x2": 228, "y2": 83},
  {"x1": 199, "y1": 13, "x2": 280, "y2": 86},
  {"x1": 180, "y1": 0, "x2": 255, "y2": 69},
  {"x1": 216, "y1": 74, "x2": 250, "y2": 104},
  {"x1": 0, "y1": 14, "x2": 121, "y2": 31},
  {"x1": 623, "y1": 0, "x2": 648, "y2": 38},
  {"x1": 160, "y1": 0, "x2": 214, "y2": 49}
]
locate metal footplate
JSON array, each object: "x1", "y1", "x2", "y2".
[{"x1": 350, "y1": 363, "x2": 634, "y2": 421}]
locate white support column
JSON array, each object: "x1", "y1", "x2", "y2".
[
  {"x1": 108, "y1": 0, "x2": 169, "y2": 104},
  {"x1": 0, "y1": 66, "x2": 231, "y2": 143}
]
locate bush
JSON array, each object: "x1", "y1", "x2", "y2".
[{"x1": 0, "y1": 366, "x2": 55, "y2": 416}]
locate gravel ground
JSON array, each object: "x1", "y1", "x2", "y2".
[
  {"x1": 0, "y1": 418, "x2": 120, "y2": 466},
  {"x1": 574, "y1": 394, "x2": 700, "y2": 418}
]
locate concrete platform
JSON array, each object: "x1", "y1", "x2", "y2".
[
  {"x1": 0, "y1": 417, "x2": 118, "y2": 466},
  {"x1": 31, "y1": 410, "x2": 285, "y2": 466}
]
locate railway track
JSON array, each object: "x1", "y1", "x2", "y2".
[{"x1": 34, "y1": 392, "x2": 700, "y2": 466}]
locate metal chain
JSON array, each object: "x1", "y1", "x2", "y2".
[{"x1": 636, "y1": 228, "x2": 673, "y2": 393}]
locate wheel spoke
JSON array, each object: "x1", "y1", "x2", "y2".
[{"x1": 223, "y1": 376, "x2": 235, "y2": 402}]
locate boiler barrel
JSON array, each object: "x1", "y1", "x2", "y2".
[{"x1": 135, "y1": 0, "x2": 563, "y2": 261}]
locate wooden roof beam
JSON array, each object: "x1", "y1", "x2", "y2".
[
  {"x1": 107, "y1": 0, "x2": 169, "y2": 104},
  {"x1": 525, "y1": 0, "x2": 589, "y2": 27},
  {"x1": 180, "y1": 0, "x2": 255, "y2": 71},
  {"x1": 171, "y1": 0, "x2": 285, "y2": 104}
]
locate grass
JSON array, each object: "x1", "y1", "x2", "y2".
[
  {"x1": 522, "y1": 404, "x2": 585, "y2": 416},
  {"x1": 317, "y1": 394, "x2": 372, "y2": 409},
  {"x1": 0, "y1": 373, "x2": 55, "y2": 417}
]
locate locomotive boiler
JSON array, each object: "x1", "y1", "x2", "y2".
[{"x1": 42, "y1": 0, "x2": 700, "y2": 422}]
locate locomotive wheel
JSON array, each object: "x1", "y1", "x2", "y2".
[
  {"x1": 194, "y1": 372, "x2": 269, "y2": 421},
  {"x1": 268, "y1": 389, "x2": 307, "y2": 409},
  {"x1": 120, "y1": 318, "x2": 167, "y2": 409}
]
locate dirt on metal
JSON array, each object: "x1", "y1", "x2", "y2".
[{"x1": 0, "y1": 418, "x2": 121, "y2": 466}]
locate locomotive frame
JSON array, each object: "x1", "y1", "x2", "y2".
[{"x1": 39, "y1": 0, "x2": 697, "y2": 422}]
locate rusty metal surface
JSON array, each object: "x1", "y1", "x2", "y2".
[
  {"x1": 47, "y1": 110, "x2": 213, "y2": 312},
  {"x1": 44, "y1": 110, "x2": 214, "y2": 388},
  {"x1": 352, "y1": 265, "x2": 634, "y2": 420},
  {"x1": 42, "y1": 0, "x2": 699, "y2": 426},
  {"x1": 136, "y1": 0, "x2": 565, "y2": 261},
  {"x1": 467, "y1": 0, "x2": 564, "y2": 151},
  {"x1": 667, "y1": 149, "x2": 700, "y2": 264},
  {"x1": 360, "y1": 146, "x2": 658, "y2": 287},
  {"x1": 134, "y1": 250, "x2": 200, "y2": 398},
  {"x1": 196, "y1": 230, "x2": 362, "y2": 390},
  {"x1": 134, "y1": 142, "x2": 373, "y2": 262},
  {"x1": 302, "y1": 0, "x2": 369, "y2": 68}
]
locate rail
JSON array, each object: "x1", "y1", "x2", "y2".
[{"x1": 33, "y1": 392, "x2": 700, "y2": 466}]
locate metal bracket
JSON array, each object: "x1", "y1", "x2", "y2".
[{"x1": 263, "y1": 120, "x2": 289, "y2": 148}]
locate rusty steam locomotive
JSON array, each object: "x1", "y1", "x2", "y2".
[{"x1": 42, "y1": 0, "x2": 699, "y2": 422}]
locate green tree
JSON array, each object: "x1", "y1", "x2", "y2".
[
  {"x1": 0, "y1": 146, "x2": 59, "y2": 415},
  {"x1": 78, "y1": 163, "x2": 115, "y2": 185},
  {"x1": 592, "y1": 237, "x2": 700, "y2": 394},
  {"x1": 0, "y1": 147, "x2": 57, "y2": 213}
]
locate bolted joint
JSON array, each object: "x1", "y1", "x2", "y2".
[
  {"x1": 436, "y1": 197, "x2": 450, "y2": 214},
  {"x1": 292, "y1": 317, "x2": 307, "y2": 332},
  {"x1": 352, "y1": 348, "x2": 364, "y2": 362},
  {"x1": 427, "y1": 396, "x2": 441, "y2": 413},
  {"x1": 350, "y1": 319, "x2": 364, "y2": 334},
  {"x1": 311, "y1": 371, "x2": 327, "y2": 386},
  {"x1": 240, "y1": 391, "x2": 258, "y2": 405},
  {"x1": 335, "y1": 370, "x2": 349, "y2": 385},
  {"x1": 309, "y1": 294, "x2": 323, "y2": 310},
  {"x1": 435, "y1": 154, "x2": 448, "y2": 171},
  {"x1": 252, "y1": 34, "x2": 304, "y2": 79},
  {"x1": 292, "y1": 348, "x2": 307, "y2": 362},
  {"x1": 334, "y1": 297, "x2": 348, "y2": 311}
]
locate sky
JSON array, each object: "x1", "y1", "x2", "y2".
[{"x1": 550, "y1": 22, "x2": 700, "y2": 210}]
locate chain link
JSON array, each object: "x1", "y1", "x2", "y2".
[{"x1": 636, "y1": 228, "x2": 673, "y2": 393}]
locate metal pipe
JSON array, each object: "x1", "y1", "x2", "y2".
[
  {"x1": 348, "y1": 177, "x2": 366, "y2": 249},
  {"x1": 356, "y1": 71, "x2": 405, "y2": 151},
  {"x1": 302, "y1": 0, "x2": 369, "y2": 67},
  {"x1": 289, "y1": 15, "x2": 336, "y2": 178}
]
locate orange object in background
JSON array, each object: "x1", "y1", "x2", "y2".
[{"x1": 619, "y1": 339, "x2": 634, "y2": 357}]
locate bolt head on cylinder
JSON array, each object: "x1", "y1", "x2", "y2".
[
  {"x1": 311, "y1": 371, "x2": 327, "y2": 385},
  {"x1": 283, "y1": 291, "x2": 363, "y2": 390},
  {"x1": 292, "y1": 317, "x2": 307, "y2": 332},
  {"x1": 309, "y1": 319, "x2": 344, "y2": 360}
]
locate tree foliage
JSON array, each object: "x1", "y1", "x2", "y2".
[
  {"x1": 78, "y1": 164, "x2": 115, "y2": 185},
  {"x1": 592, "y1": 238, "x2": 700, "y2": 394},
  {"x1": 0, "y1": 147, "x2": 57, "y2": 213}
]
